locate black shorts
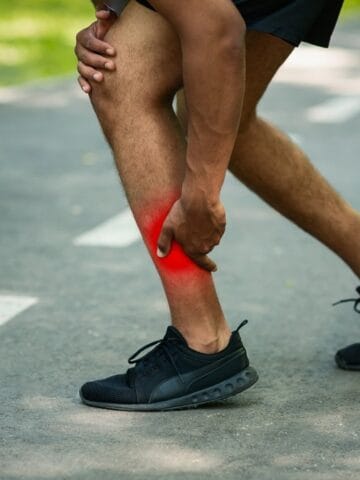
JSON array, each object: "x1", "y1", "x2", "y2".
[{"x1": 136, "y1": 0, "x2": 344, "y2": 48}]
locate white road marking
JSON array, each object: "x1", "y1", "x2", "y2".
[
  {"x1": 0, "y1": 295, "x2": 38, "y2": 327},
  {"x1": 306, "y1": 96, "x2": 360, "y2": 123},
  {"x1": 74, "y1": 208, "x2": 141, "y2": 248},
  {"x1": 273, "y1": 46, "x2": 360, "y2": 95}
]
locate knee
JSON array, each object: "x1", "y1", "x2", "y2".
[
  {"x1": 237, "y1": 109, "x2": 258, "y2": 135},
  {"x1": 90, "y1": 47, "x2": 182, "y2": 123},
  {"x1": 175, "y1": 96, "x2": 258, "y2": 140},
  {"x1": 228, "y1": 110, "x2": 259, "y2": 174}
]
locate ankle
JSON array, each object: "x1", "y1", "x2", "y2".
[{"x1": 181, "y1": 328, "x2": 232, "y2": 354}]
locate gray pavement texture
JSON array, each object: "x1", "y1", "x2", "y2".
[{"x1": 1, "y1": 17, "x2": 360, "y2": 480}]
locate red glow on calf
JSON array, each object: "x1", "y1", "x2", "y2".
[{"x1": 139, "y1": 201, "x2": 208, "y2": 277}]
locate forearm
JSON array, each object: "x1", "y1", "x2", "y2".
[
  {"x1": 181, "y1": 28, "x2": 245, "y2": 201},
  {"x1": 147, "y1": 0, "x2": 245, "y2": 202}
]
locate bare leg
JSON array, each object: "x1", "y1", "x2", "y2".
[
  {"x1": 89, "y1": 2, "x2": 238, "y2": 353},
  {"x1": 177, "y1": 31, "x2": 360, "y2": 278}
]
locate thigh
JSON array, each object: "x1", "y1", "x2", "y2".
[
  {"x1": 100, "y1": 0, "x2": 183, "y2": 103},
  {"x1": 176, "y1": 30, "x2": 294, "y2": 131}
]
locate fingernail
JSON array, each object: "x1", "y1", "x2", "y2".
[
  {"x1": 105, "y1": 62, "x2": 113, "y2": 70},
  {"x1": 106, "y1": 48, "x2": 114, "y2": 55},
  {"x1": 157, "y1": 248, "x2": 165, "y2": 258},
  {"x1": 82, "y1": 86, "x2": 89, "y2": 93},
  {"x1": 93, "y1": 73, "x2": 102, "y2": 81}
]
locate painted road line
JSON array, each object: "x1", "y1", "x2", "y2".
[
  {"x1": 0, "y1": 295, "x2": 38, "y2": 327},
  {"x1": 306, "y1": 96, "x2": 360, "y2": 123},
  {"x1": 74, "y1": 208, "x2": 141, "y2": 248}
]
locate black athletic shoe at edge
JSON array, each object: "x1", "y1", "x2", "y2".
[
  {"x1": 79, "y1": 320, "x2": 258, "y2": 411},
  {"x1": 333, "y1": 286, "x2": 360, "y2": 371}
]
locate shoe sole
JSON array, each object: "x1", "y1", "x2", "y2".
[
  {"x1": 335, "y1": 353, "x2": 360, "y2": 371},
  {"x1": 79, "y1": 366, "x2": 258, "y2": 412}
]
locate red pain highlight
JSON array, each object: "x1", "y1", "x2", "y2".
[{"x1": 138, "y1": 200, "x2": 209, "y2": 276}]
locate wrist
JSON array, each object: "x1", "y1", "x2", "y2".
[
  {"x1": 182, "y1": 169, "x2": 221, "y2": 206},
  {"x1": 181, "y1": 181, "x2": 220, "y2": 214}
]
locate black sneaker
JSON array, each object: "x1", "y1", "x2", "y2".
[
  {"x1": 79, "y1": 320, "x2": 258, "y2": 411},
  {"x1": 335, "y1": 344, "x2": 360, "y2": 371},
  {"x1": 333, "y1": 286, "x2": 360, "y2": 371}
]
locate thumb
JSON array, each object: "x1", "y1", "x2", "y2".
[
  {"x1": 96, "y1": 20, "x2": 112, "y2": 40},
  {"x1": 95, "y1": 9, "x2": 111, "y2": 20},
  {"x1": 157, "y1": 224, "x2": 173, "y2": 258},
  {"x1": 96, "y1": 11, "x2": 116, "y2": 39}
]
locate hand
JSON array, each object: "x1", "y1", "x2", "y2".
[
  {"x1": 75, "y1": 9, "x2": 117, "y2": 94},
  {"x1": 157, "y1": 195, "x2": 226, "y2": 272}
]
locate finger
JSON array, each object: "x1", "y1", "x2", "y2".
[
  {"x1": 96, "y1": 9, "x2": 111, "y2": 19},
  {"x1": 77, "y1": 61, "x2": 103, "y2": 82},
  {"x1": 78, "y1": 31, "x2": 115, "y2": 56},
  {"x1": 198, "y1": 244, "x2": 214, "y2": 254},
  {"x1": 190, "y1": 254, "x2": 218, "y2": 272},
  {"x1": 213, "y1": 235, "x2": 222, "y2": 246},
  {"x1": 77, "y1": 45, "x2": 115, "y2": 70},
  {"x1": 157, "y1": 225, "x2": 174, "y2": 258},
  {"x1": 78, "y1": 76, "x2": 91, "y2": 94},
  {"x1": 97, "y1": 20, "x2": 114, "y2": 40}
]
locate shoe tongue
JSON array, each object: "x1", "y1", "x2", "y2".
[{"x1": 164, "y1": 325, "x2": 188, "y2": 345}]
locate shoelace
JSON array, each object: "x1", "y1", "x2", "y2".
[
  {"x1": 127, "y1": 320, "x2": 249, "y2": 377},
  {"x1": 128, "y1": 337, "x2": 183, "y2": 380},
  {"x1": 333, "y1": 286, "x2": 360, "y2": 314},
  {"x1": 236, "y1": 319, "x2": 248, "y2": 331}
]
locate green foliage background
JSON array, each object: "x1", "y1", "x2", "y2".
[
  {"x1": 0, "y1": 0, "x2": 359, "y2": 87},
  {"x1": 0, "y1": 1, "x2": 92, "y2": 86}
]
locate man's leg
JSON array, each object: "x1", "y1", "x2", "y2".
[
  {"x1": 177, "y1": 31, "x2": 360, "y2": 278},
  {"x1": 89, "y1": 1, "x2": 232, "y2": 353}
]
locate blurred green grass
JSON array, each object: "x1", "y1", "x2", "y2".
[
  {"x1": 0, "y1": 0, "x2": 359, "y2": 87},
  {"x1": 343, "y1": 0, "x2": 360, "y2": 14},
  {"x1": 0, "y1": 1, "x2": 92, "y2": 86}
]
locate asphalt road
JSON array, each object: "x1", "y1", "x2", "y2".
[{"x1": 1, "y1": 17, "x2": 360, "y2": 480}]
